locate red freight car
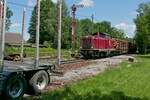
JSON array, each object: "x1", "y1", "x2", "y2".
[{"x1": 80, "y1": 32, "x2": 118, "y2": 58}]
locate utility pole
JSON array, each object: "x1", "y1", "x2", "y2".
[
  {"x1": 57, "y1": 0, "x2": 62, "y2": 66},
  {"x1": 91, "y1": 14, "x2": 94, "y2": 34},
  {"x1": 35, "y1": 0, "x2": 40, "y2": 68},
  {"x1": 0, "y1": 0, "x2": 6, "y2": 72},
  {"x1": 71, "y1": 4, "x2": 84, "y2": 52},
  {"x1": 20, "y1": 8, "x2": 26, "y2": 62}
]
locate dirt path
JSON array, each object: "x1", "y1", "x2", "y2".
[{"x1": 46, "y1": 55, "x2": 135, "y2": 90}]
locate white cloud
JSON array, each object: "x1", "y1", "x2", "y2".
[
  {"x1": 130, "y1": 11, "x2": 138, "y2": 16},
  {"x1": 115, "y1": 22, "x2": 136, "y2": 38},
  {"x1": 79, "y1": 0, "x2": 94, "y2": 7},
  {"x1": 10, "y1": 23, "x2": 21, "y2": 28},
  {"x1": 28, "y1": 0, "x2": 36, "y2": 7},
  {"x1": 52, "y1": 0, "x2": 57, "y2": 4}
]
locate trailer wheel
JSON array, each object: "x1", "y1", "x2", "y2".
[
  {"x1": 29, "y1": 70, "x2": 49, "y2": 95},
  {"x1": 4, "y1": 74, "x2": 26, "y2": 99}
]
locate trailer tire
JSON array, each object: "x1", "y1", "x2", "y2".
[
  {"x1": 3, "y1": 74, "x2": 26, "y2": 100},
  {"x1": 28, "y1": 70, "x2": 49, "y2": 95}
]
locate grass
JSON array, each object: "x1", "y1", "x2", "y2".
[
  {"x1": 38, "y1": 55, "x2": 150, "y2": 100},
  {"x1": 5, "y1": 47, "x2": 72, "y2": 59}
]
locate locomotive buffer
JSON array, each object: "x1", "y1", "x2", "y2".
[{"x1": 0, "y1": 0, "x2": 55, "y2": 99}]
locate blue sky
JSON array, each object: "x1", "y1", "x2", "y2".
[{"x1": 7, "y1": 0, "x2": 150, "y2": 40}]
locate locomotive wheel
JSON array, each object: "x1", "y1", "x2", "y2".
[
  {"x1": 28, "y1": 70, "x2": 49, "y2": 95},
  {"x1": 3, "y1": 74, "x2": 26, "y2": 100}
]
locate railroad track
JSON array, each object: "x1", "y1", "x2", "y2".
[{"x1": 60, "y1": 59, "x2": 86, "y2": 64}]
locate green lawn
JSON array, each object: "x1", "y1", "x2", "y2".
[
  {"x1": 39, "y1": 55, "x2": 150, "y2": 100},
  {"x1": 5, "y1": 47, "x2": 72, "y2": 59}
]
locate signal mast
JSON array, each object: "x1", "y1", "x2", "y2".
[{"x1": 71, "y1": 4, "x2": 84, "y2": 52}]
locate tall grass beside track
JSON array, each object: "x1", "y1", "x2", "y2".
[{"x1": 38, "y1": 55, "x2": 150, "y2": 100}]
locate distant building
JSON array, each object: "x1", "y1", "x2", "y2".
[
  {"x1": 0, "y1": 32, "x2": 46, "y2": 48},
  {"x1": 0, "y1": 32, "x2": 24, "y2": 46},
  {"x1": 5, "y1": 32, "x2": 23, "y2": 45}
]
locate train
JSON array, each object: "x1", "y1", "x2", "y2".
[{"x1": 80, "y1": 32, "x2": 136, "y2": 59}]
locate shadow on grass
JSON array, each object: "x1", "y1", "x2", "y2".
[
  {"x1": 41, "y1": 87, "x2": 148, "y2": 100},
  {"x1": 138, "y1": 55, "x2": 150, "y2": 59}
]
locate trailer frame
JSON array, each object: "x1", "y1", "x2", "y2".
[{"x1": 0, "y1": 0, "x2": 56, "y2": 99}]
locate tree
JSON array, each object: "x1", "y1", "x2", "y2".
[
  {"x1": 28, "y1": 0, "x2": 70, "y2": 49},
  {"x1": 93, "y1": 21, "x2": 125, "y2": 39},
  {"x1": 78, "y1": 18, "x2": 93, "y2": 36},
  {"x1": 6, "y1": 7, "x2": 13, "y2": 30},
  {"x1": 74, "y1": 18, "x2": 93, "y2": 48},
  {"x1": 134, "y1": 2, "x2": 150, "y2": 53},
  {"x1": 28, "y1": 0, "x2": 57, "y2": 44},
  {"x1": 110, "y1": 27, "x2": 125, "y2": 39},
  {"x1": 93, "y1": 21, "x2": 111, "y2": 33}
]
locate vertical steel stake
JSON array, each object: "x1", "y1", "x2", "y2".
[
  {"x1": 0, "y1": 0, "x2": 6, "y2": 72},
  {"x1": 35, "y1": 0, "x2": 40, "y2": 68},
  {"x1": 57, "y1": 0, "x2": 62, "y2": 66},
  {"x1": 21, "y1": 8, "x2": 26, "y2": 62}
]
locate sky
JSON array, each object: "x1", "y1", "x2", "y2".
[{"x1": 7, "y1": 0, "x2": 150, "y2": 40}]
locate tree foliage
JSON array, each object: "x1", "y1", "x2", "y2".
[
  {"x1": 28, "y1": 0, "x2": 57, "y2": 44},
  {"x1": 134, "y1": 2, "x2": 150, "y2": 53},
  {"x1": 6, "y1": 7, "x2": 13, "y2": 30},
  {"x1": 28, "y1": 0, "x2": 71, "y2": 49},
  {"x1": 93, "y1": 21, "x2": 125, "y2": 39}
]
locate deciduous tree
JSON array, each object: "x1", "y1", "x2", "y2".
[{"x1": 134, "y1": 2, "x2": 150, "y2": 53}]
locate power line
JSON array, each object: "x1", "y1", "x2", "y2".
[{"x1": 7, "y1": 1, "x2": 34, "y2": 8}]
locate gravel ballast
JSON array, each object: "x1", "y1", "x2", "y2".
[{"x1": 47, "y1": 55, "x2": 135, "y2": 90}]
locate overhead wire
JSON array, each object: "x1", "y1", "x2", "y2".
[
  {"x1": 7, "y1": 1, "x2": 34, "y2": 8},
  {"x1": 6, "y1": 1, "x2": 33, "y2": 36}
]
